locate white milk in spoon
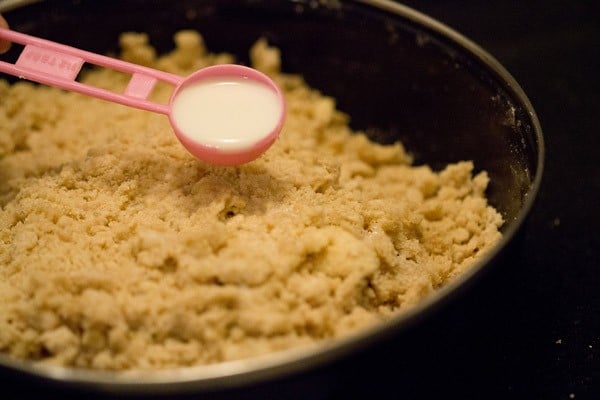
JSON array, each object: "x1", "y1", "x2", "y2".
[{"x1": 171, "y1": 77, "x2": 282, "y2": 151}]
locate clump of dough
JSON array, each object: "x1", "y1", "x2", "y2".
[{"x1": 0, "y1": 32, "x2": 502, "y2": 369}]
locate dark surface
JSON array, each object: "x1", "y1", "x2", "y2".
[
  {"x1": 0, "y1": 0, "x2": 598, "y2": 399},
  {"x1": 335, "y1": 1, "x2": 599, "y2": 399},
  {"x1": 341, "y1": 1, "x2": 598, "y2": 399}
]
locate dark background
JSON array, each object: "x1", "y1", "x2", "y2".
[
  {"x1": 1, "y1": 1, "x2": 599, "y2": 399},
  {"x1": 330, "y1": 1, "x2": 599, "y2": 399}
]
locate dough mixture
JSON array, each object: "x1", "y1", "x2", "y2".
[{"x1": 0, "y1": 32, "x2": 503, "y2": 369}]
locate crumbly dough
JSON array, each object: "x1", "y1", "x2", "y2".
[{"x1": 0, "y1": 31, "x2": 503, "y2": 369}]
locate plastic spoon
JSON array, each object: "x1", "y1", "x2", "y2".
[{"x1": 0, "y1": 27, "x2": 286, "y2": 166}]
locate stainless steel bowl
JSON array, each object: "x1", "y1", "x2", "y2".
[{"x1": 0, "y1": 0, "x2": 543, "y2": 397}]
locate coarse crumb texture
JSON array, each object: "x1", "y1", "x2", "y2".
[{"x1": 0, "y1": 31, "x2": 503, "y2": 370}]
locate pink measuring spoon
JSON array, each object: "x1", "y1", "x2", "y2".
[{"x1": 0, "y1": 28, "x2": 286, "y2": 166}]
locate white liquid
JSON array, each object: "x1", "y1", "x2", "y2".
[{"x1": 171, "y1": 77, "x2": 282, "y2": 151}]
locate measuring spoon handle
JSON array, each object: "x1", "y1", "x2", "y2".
[{"x1": 0, "y1": 27, "x2": 183, "y2": 115}]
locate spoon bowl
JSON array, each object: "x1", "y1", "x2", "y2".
[{"x1": 169, "y1": 64, "x2": 286, "y2": 166}]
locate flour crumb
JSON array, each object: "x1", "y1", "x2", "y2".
[{"x1": 0, "y1": 32, "x2": 503, "y2": 370}]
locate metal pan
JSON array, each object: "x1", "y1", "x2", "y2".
[{"x1": 0, "y1": 0, "x2": 543, "y2": 397}]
